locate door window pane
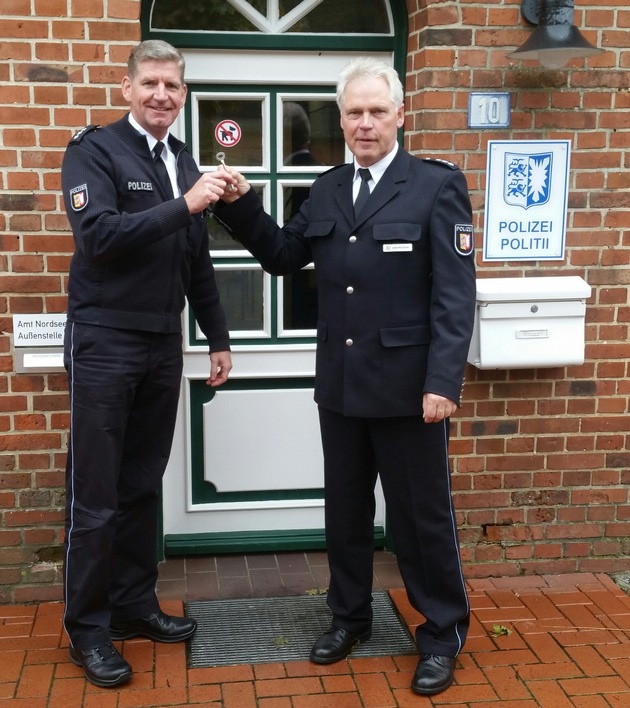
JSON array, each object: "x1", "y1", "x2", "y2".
[
  {"x1": 279, "y1": 184, "x2": 318, "y2": 332},
  {"x1": 152, "y1": 1, "x2": 258, "y2": 31},
  {"x1": 215, "y1": 268, "x2": 265, "y2": 332},
  {"x1": 283, "y1": 183, "x2": 312, "y2": 221},
  {"x1": 208, "y1": 218, "x2": 240, "y2": 251},
  {"x1": 279, "y1": 0, "x2": 303, "y2": 14},
  {"x1": 281, "y1": 98, "x2": 345, "y2": 169},
  {"x1": 282, "y1": 269, "x2": 318, "y2": 331},
  {"x1": 209, "y1": 184, "x2": 266, "y2": 252},
  {"x1": 285, "y1": 0, "x2": 391, "y2": 33},
  {"x1": 197, "y1": 97, "x2": 265, "y2": 169}
]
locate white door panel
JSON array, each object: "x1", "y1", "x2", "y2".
[{"x1": 203, "y1": 388, "x2": 323, "y2": 493}]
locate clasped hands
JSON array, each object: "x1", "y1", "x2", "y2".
[{"x1": 184, "y1": 166, "x2": 249, "y2": 214}]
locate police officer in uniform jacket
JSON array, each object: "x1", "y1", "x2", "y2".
[
  {"x1": 214, "y1": 58, "x2": 476, "y2": 697},
  {"x1": 60, "y1": 40, "x2": 232, "y2": 688}
]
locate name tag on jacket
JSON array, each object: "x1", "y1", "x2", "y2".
[{"x1": 383, "y1": 243, "x2": 413, "y2": 253}]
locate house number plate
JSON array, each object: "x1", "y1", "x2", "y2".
[{"x1": 468, "y1": 92, "x2": 511, "y2": 129}]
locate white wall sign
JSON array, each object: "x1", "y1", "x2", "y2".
[
  {"x1": 13, "y1": 314, "x2": 67, "y2": 347},
  {"x1": 483, "y1": 140, "x2": 571, "y2": 261}
]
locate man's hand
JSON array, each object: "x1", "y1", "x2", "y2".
[
  {"x1": 207, "y1": 350, "x2": 232, "y2": 387},
  {"x1": 422, "y1": 392, "x2": 457, "y2": 423},
  {"x1": 218, "y1": 166, "x2": 251, "y2": 204},
  {"x1": 184, "y1": 171, "x2": 235, "y2": 214}
]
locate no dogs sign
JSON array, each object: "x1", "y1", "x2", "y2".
[{"x1": 215, "y1": 120, "x2": 241, "y2": 148}]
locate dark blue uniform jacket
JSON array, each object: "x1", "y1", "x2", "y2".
[{"x1": 61, "y1": 115, "x2": 229, "y2": 352}]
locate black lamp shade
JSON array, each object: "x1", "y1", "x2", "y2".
[{"x1": 508, "y1": 0, "x2": 604, "y2": 69}]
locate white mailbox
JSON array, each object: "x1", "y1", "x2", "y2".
[{"x1": 467, "y1": 276, "x2": 591, "y2": 369}]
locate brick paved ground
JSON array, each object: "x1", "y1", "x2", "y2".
[{"x1": 1, "y1": 570, "x2": 630, "y2": 706}]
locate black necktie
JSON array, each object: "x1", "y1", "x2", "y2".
[
  {"x1": 354, "y1": 168, "x2": 372, "y2": 218},
  {"x1": 153, "y1": 141, "x2": 174, "y2": 200}
]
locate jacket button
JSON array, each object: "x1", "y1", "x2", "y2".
[
  {"x1": 346, "y1": 286, "x2": 354, "y2": 294},
  {"x1": 349, "y1": 235, "x2": 357, "y2": 243},
  {"x1": 345, "y1": 338, "x2": 353, "y2": 347}
]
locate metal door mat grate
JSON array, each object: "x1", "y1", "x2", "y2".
[{"x1": 186, "y1": 591, "x2": 416, "y2": 667}]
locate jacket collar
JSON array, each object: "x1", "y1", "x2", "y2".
[
  {"x1": 334, "y1": 148, "x2": 411, "y2": 227},
  {"x1": 110, "y1": 114, "x2": 187, "y2": 159}
]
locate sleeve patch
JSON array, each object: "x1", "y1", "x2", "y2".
[
  {"x1": 69, "y1": 184, "x2": 89, "y2": 211},
  {"x1": 454, "y1": 224, "x2": 474, "y2": 256}
]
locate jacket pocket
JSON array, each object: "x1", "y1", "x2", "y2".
[
  {"x1": 305, "y1": 221, "x2": 335, "y2": 239},
  {"x1": 380, "y1": 323, "x2": 431, "y2": 347},
  {"x1": 372, "y1": 223, "x2": 421, "y2": 242}
]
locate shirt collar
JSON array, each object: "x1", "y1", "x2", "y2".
[
  {"x1": 353, "y1": 143, "x2": 399, "y2": 185},
  {"x1": 127, "y1": 113, "x2": 170, "y2": 155}
]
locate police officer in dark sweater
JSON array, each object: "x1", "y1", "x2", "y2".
[
  {"x1": 61, "y1": 40, "x2": 233, "y2": 688},
  {"x1": 215, "y1": 58, "x2": 476, "y2": 697}
]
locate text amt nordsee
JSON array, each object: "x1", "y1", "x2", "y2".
[{"x1": 14, "y1": 318, "x2": 66, "y2": 342}]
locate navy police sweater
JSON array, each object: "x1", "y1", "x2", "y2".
[{"x1": 61, "y1": 115, "x2": 230, "y2": 352}]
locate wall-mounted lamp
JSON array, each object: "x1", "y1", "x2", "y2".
[{"x1": 507, "y1": 0, "x2": 604, "y2": 69}]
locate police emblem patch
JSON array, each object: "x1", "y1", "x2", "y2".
[
  {"x1": 454, "y1": 224, "x2": 474, "y2": 256},
  {"x1": 70, "y1": 184, "x2": 88, "y2": 211}
]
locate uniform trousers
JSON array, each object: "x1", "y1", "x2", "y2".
[
  {"x1": 63, "y1": 322, "x2": 183, "y2": 650},
  {"x1": 318, "y1": 407, "x2": 470, "y2": 658}
]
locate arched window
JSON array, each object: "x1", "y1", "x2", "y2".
[{"x1": 150, "y1": 0, "x2": 393, "y2": 36}]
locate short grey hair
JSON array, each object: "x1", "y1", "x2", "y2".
[
  {"x1": 336, "y1": 57, "x2": 404, "y2": 110},
  {"x1": 128, "y1": 40, "x2": 185, "y2": 81}
]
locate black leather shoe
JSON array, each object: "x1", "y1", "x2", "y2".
[
  {"x1": 110, "y1": 611, "x2": 197, "y2": 643},
  {"x1": 309, "y1": 627, "x2": 371, "y2": 665},
  {"x1": 411, "y1": 653, "x2": 456, "y2": 695},
  {"x1": 69, "y1": 642, "x2": 132, "y2": 688}
]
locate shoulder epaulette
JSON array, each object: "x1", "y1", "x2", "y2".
[
  {"x1": 70, "y1": 124, "x2": 100, "y2": 143},
  {"x1": 317, "y1": 163, "x2": 347, "y2": 180},
  {"x1": 422, "y1": 157, "x2": 460, "y2": 170}
]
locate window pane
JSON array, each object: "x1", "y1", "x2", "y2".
[
  {"x1": 285, "y1": 0, "x2": 391, "y2": 33},
  {"x1": 152, "y1": 0, "x2": 258, "y2": 31},
  {"x1": 248, "y1": 0, "x2": 266, "y2": 13},
  {"x1": 216, "y1": 269, "x2": 264, "y2": 331},
  {"x1": 283, "y1": 184, "x2": 312, "y2": 221},
  {"x1": 209, "y1": 184, "x2": 265, "y2": 251},
  {"x1": 198, "y1": 98, "x2": 264, "y2": 168},
  {"x1": 279, "y1": 0, "x2": 303, "y2": 15},
  {"x1": 283, "y1": 270, "x2": 318, "y2": 331},
  {"x1": 282, "y1": 99, "x2": 345, "y2": 168},
  {"x1": 208, "y1": 217, "x2": 242, "y2": 251}
]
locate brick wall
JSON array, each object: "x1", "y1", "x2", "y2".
[
  {"x1": 0, "y1": 2, "x2": 140, "y2": 603},
  {"x1": 0, "y1": 0, "x2": 628, "y2": 603},
  {"x1": 405, "y1": 0, "x2": 630, "y2": 577}
]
